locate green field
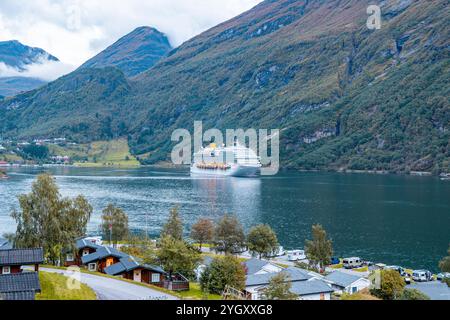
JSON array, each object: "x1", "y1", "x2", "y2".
[
  {"x1": 36, "y1": 271, "x2": 97, "y2": 300},
  {"x1": 49, "y1": 138, "x2": 140, "y2": 167}
]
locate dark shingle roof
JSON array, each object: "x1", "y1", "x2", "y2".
[
  {"x1": 325, "y1": 271, "x2": 363, "y2": 288},
  {"x1": 76, "y1": 239, "x2": 102, "y2": 250},
  {"x1": 0, "y1": 248, "x2": 44, "y2": 266},
  {"x1": 104, "y1": 255, "x2": 165, "y2": 276},
  {"x1": 0, "y1": 291, "x2": 36, "y2": 300},
  {"x1": 0, "y1": 272, "x2": 41, "y2": 297},
  {"x1": 81, "y1": 246, "x2": 127, "y2": 264}
]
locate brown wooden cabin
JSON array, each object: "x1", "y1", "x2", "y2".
[
  {"x1": 0, "y1": 248, "x2": 44, "y2": 275},
  {"x1": 65, "y1": 238, "x2": 102, "y2": 267},
  {"x1": 104, "y1": 256, "x2": 166, "y2": 286},
  {"x1": 81, "y1": 246, "x2": 128, "y2": 273}
]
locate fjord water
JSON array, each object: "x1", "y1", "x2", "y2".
[{"x1": 0, "y1": 167, "x2": 449, "y2": 272}]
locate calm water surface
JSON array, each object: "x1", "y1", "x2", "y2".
[{"x1": 0, "y1": 167, "x2": 449, "y2": 271}]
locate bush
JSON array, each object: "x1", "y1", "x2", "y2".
[
  {"x1": 399, "y1": 289, "x2": 430, "y2": 300},
  {"x1": 200, "y1": 255, "x2": 246, "y2": 295}
]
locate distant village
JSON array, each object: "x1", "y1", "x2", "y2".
[{"x1": 0, "y1": 137, "x2": 75, "y2": 167}]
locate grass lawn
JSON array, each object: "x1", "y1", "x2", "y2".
[
  {"x1": 49, "y1": 138, "x2": 140, "y2": 167},
  {"x1": 177, "y1": 283, "x2": 222, "y2": 300},
  {"x1": 36, "y1": 271, "x2": 97, "y2": 300}
]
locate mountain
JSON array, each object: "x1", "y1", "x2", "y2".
[
  {"x1": 79, "y1": 27, "x2": 172, "y2": 77},
  {"x1": 0, "y1": 40, "x2": 58, "y2": 96},
  {"x1": 0, "y1": 0, "x2": 448, "y2": 173}
]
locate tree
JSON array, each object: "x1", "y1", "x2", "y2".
[
  {"x1": 161, "y1": 207, "x2": 183, "y2": 240},
  {"x1": 200, "y1": 255, "x2": 246, "y2": 295},
  {"x1": 101, "y1": 204, "x2": 129, "y2": 247},
  {"x1": 371, "y1": 269, "x2": 405, "y2": 300},
  {"x1": 247, "y1": 224, "x2": 279, "y2": 259},
  {"x1": 262, "y1": 272, "x2": 298, "y2": 300},
  {"x1": 305, "y1": 224, "x2": 333, "y2": 272},
  {"x1": 399, "y1": 289, "x2": 430, "y2": 300},
  {"x1": 190, "y1": 218, "x2": 214, "y2": 250},
  {"x1": 11, "y1": 174, "x2": 92, "y2": 265},
  {"x1": 156, "y1": 236, "x2": 201, "y2": 280},
  {"x1": 439, "y1": 244, "x2": 450, "y2": 272},
  {"x1": 214, "y1": 214, "x2": 246, "y2": 254},
  {"x1": 120, "y1": 234, "x2": 156, "y2": 264},
  {"x1": 21, "y1": 144, "x2": 49, "y2": 160}
]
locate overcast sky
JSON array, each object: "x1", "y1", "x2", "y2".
[{"x1": 0, "y1": 0, "x2": 261, "y2": 79}]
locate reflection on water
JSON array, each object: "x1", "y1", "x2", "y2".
[{"x1": 0, "y1": 166, "x2": 449, "y2": 272}]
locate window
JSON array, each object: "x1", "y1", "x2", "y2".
[
  {"x1": 151, "y1": 273, "x2": 160, "y2": 283},
  {"x1": 2, "y1": 266, "x2": 11, "y2": 274},
  {"x1": 66, "y1": 253, "x2": 74, "y2": 262},
  {"x1": 83, "y1": 249, "x2": 90, "y2": 256},
  {"x1": 88, "y1": 263, "x2": 97, "y2": 271}
]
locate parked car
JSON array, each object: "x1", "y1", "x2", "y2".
[
  {"x1": 403, "y1": 274, "x2": 412, "y2": 284},
  {"x1": 386, "y1": 265, "x2": 406, "y2": 276},
  {"x1": 287, "y1": 250, "x2": 306, "y2": 261},
  {"x1": 412, "y1": 270, "x2": 433, "y2": 282},
  {"x1": 343, "y1": 257, "x2": 363, "y2": 269},
  {"x1": 436, "y1": 272, "x2": 450, "y2": 281},
  {"x1": 330, "y1": 257, "x2": 341, "y2": 265}
]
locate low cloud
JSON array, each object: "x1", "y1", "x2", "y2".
[
  {"x1": 0, "y1": 0, "x2": 262, "y2": 67},
  {"x1": 0, "y1": 56, "x2": 76, "y2": 81}
]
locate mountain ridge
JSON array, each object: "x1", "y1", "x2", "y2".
[{"x1": 79, "y1": 26, "x2": 172, "y2": 77}]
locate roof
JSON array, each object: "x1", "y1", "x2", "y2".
[
  {"x1": 243, "y1": 258, "x2": 272, "y2": 275},
  {"x1": 325, "y1": 271, "x2": 363, "y2": 288},
  {"x1": 0, "y1": 248, "x2": 44, "y2": 266},
  {"x1": 246, "y1": 267, "x2": 311, "y2": 287},
  {"x1": 81, "y1": 246, "x2": 127, "y2": 264},
  {"x1": 76, "y1": 239, "x2": 102, "y2": 250},
  {"x1": 104, "y1": 255, "x2": 165, "y2": 276},
  {"x1": 0, "y1": 272, "x2": 41, "y2": 300},
  {"x1": 290, "y1": 279, "x2": 334, "y2": 296}
]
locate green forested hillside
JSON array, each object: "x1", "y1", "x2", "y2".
[{"x1": 0, "y1": 0, "x2": 448, "y2": 173}]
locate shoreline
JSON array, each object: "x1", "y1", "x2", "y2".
[{"x1": 1, "y1": 163, "x2": 447, "y2": 179}]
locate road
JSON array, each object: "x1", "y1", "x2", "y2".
[
  {"x1": 407, "y1": 281, "x2": 450, "y2": 300},
  {"x1": 40, "y1": 267, "x2": 178, "y2": 300}
]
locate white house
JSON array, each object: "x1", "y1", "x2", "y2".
[
  {"x1": 243, "y1": 258, "x2": 284, "y2": 275},
  {"x1": 325, "y1": 270, "x2": 371, "y2": 295},
  {"x1": 244, "y1": 266, "x2": 333, "y2": 300}
]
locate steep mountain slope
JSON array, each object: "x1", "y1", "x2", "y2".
[
  {"x1": 0, "y1": 0, "x2": 448, "y2": 173},
  {"x1": 79, "y1": 27, "x2": 172, "y2": 77},
  {"x1": 0, "y1": 40, "x2": 58, "y2": 96}
]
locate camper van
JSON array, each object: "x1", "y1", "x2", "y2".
[
  {"x1": 343, "y1": 257, "x2": 363, "y2": 269},
  {"x1": 287, "y1": 250, "x2": 306, "y2": 261},
  {"x1": 412, "y1": 270, "x2": 433, "y2": 282}
]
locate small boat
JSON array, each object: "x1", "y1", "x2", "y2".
[{"x1": 440, "y1": 173, "x2": 450, "y2": 181}]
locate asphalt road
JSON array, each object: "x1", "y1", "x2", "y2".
[
  {"x1": 407, "y1": 281, "x2": 450, "y2": 300},
  {"x1": 40, "y1": 267, "x2": 178, "y2": 300}
]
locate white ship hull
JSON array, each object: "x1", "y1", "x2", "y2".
[{"x1": 191, "y1": 164, "x2": 260, "y2": 177}]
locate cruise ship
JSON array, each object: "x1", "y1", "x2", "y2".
[{"x1": 191, "y1": 142, "x2": 262, "y2": 177}]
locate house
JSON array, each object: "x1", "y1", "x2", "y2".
[
  {"x1": 195, "y1": 256, "x2": 214, "y2": 280},
  {"x1": 0, "y1": 248, "x2": 44, "y2": 275},
  {"x1": 244, "y1": 266, "x2": 333, "y2": 300},
  {"x1": 0, "y1": 272, "x2": 41, "y2": 300},
  {"x1": 104, "y1": 256, "x2": 166, "y2": 285},
  {"x1": 243, "y1": 258, "x2": 284, "y2": 275},
  {"x1": 325, "y1": 270, "x2": 371, "y2": 295},
  {"x1": 81, "y1": 246, "x2": 128, "y2": 273},
  {"x1": 105, "y1": 255, "x2": 190, "y2": 291},
  {"x1": 65, "y1": 238, "x2": 102, "y2": 267}
]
